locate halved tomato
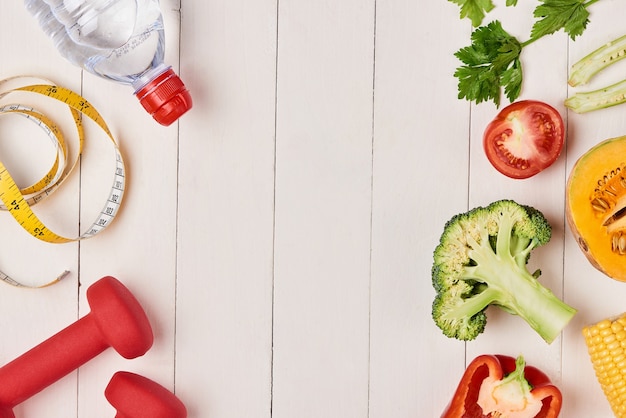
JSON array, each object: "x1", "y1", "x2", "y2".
[{"x1": 483, "y1": 100, "x2": 565, "y2": 179}]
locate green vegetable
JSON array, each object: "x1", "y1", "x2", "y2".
[
  {"x1": 447, "y1": 0, "x2": 517, "y2": 28},
  {"x1": 453, "y1": 0, "x2": 598, "y2": 106},
  {"x1": 569, "y1": 33, "x2": 626, "y2": 86},
  {"x1": 530, "y1": 0, "x2": 595, "y2": 40},
  {"x1": 454, "y1": 21, "x2": 523, "y2": 107},
  {"x1": 431, "y1": 199, "x2": 577, "y2": 343},
  {"x1": 565, "y1": 34, "x2": 626, "y2": 113},
  {"x1": 448, "y1": 0, "x2": 594, "y2": 31},
  {"x1": 565, "y1": 79, "x2": 626, "y2": 113}
]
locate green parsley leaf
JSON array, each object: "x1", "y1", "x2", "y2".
[
  {"x1": 531, "y1": 0, "x2": 591, "y2": 40},
  {"x1": 501, "y1": 59, "x2": 523, "y2": 102},
  {"x1": 449, "y1": 0, "x2": 495, "y2": 27},
  {"x1": 506, "y1": 0, "x2": 519, "y2": 6},
  {"x1": 454, "y1": 21, "x2": 523, "y2": 106}
]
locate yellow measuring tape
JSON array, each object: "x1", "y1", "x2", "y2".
[{"x1": 0, "y1": 77, "x2": 125, "y2": 288}]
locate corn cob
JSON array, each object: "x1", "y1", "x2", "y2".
[{"x1": 583, "y1": 313, "x2": 626, "y2": 417}]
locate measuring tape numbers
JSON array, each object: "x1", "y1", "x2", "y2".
[{"x1": 0, "y1": 78, "x2": 126, "y2": 288}]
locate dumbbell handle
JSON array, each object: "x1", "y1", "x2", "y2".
[{"x1": 0, "y1": 314, "x2": 107, "y2": 407}]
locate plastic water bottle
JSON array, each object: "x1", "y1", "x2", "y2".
[{"x1": 24, "y1": 0, "x2": 192, "y2": 126}]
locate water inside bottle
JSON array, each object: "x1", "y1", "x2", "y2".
[{"x1": 44, "y1": 0, "x2": 138, "y2": 49}]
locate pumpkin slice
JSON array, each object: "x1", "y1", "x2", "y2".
[{"x1": 567, "y1": 135, "x2": 626, "y2": 281}]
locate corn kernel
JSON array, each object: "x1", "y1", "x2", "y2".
[
  {"x1": 593, "y1": 334, "x2": 604, "y2": 346},
  {"x1": 603, "y1": 327, "x2": 615, "y2": 338},
  {"x1": 608, "y1": 341, "x2": 622, "y2": 351}
]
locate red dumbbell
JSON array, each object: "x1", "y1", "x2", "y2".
[
  {"x1": 0, "y1": 276, "x2": 153, "y2": 418},
  {"x1": 106, "y1": 371, "x2": 187, "y2": 418}
]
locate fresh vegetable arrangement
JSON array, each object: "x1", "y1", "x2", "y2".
[
  {"x1": 441, "y1": 354, "x2": 562, "y2": 418},
  {"x1": 483, "y1": 100, "x2": 564, "y2": 179},
  {"x1": 436, "y1": 3, "x2": 626, "y2": 416},
  {"x1": 431, "y1": 199, "x2": 577, "y2": 343},
  {"x1": 450, "y1": 0, "x2": 599, "y2": 106}
]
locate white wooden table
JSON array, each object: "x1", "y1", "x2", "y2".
[{"x1": 0, "y1": 0, "x2": 625, "y2": 416}]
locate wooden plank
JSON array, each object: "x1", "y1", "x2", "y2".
[
  {"x1": 176, "y1": 0, "x2": 277, "y2": 416},
  {"x1": 0, "y1": 3, "x2": 82, "y2": 417},
  {"x1": 271, "y1": 1, "x2": 375, "y2": 416},
  {"x1": 369, "y1": 0, "x2": 471, "y2": 415}
]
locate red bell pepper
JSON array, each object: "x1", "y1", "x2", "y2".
[{"x1": 441, "y1": 354, "x2": 562, "y2": 418}]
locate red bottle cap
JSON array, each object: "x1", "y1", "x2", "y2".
[{"x1": 135, "y1": 68, "x2": 192, "y2": 126}]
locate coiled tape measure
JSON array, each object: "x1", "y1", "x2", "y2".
[{"x1": 0, "y1": 77, "x2": 125, "y2": 288}]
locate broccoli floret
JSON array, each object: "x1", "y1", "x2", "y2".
[{"x1": 431, "y1": 199, "x2": 577, "y2": 343}]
